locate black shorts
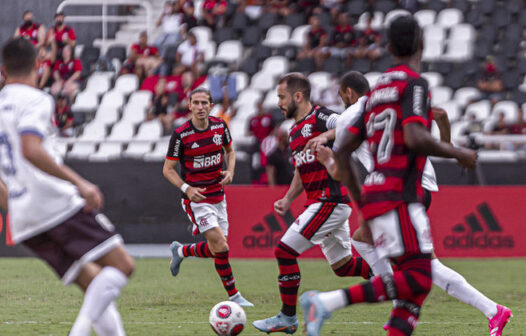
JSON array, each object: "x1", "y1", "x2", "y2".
[{"x1": 22, "y1": 210, "x2": 123, "y2": 285}]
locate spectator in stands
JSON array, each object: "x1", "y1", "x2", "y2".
[
  {"x1": 36, "y1": 47, "x2": 52, "y2": 89},
  {"x1": 248, "y1": 100, "x2": 275, "y2": 145},
  {"x1": 398, "y1": 0, "x2": 418, "y2": 12},
  {"x1": 297, "y1": 15, "x2": 329, "y2": 70},
  {"x1": 313, "y1": 0, "x2": 343, "y2": 23},
  {"x1": 319, "y1": 73, "x2": 345, "y2": 112},
  {"x1": 54, "y1": 93, "x2": 74, "y2": 137},
  {"x1": 265, "y1": 128, "x2": 294, "y2": 186},
  {"x1": 238, "y1": 0, "x2": 265, "y2": 20},
  {"x1": 46, "y1": 12, "x2": 76, "y2": 62},
  {"x1": 485, "y1": 111, "x2": 508, "y2": 150},
  {"x1": 201, "y1": 0, "x2": 228, "y2": 28},
  {"x1": 267, "y1": 0, "x2": 294, "y2": 17},
  {"x1": 322, "y1": 12, "x2": 356, "y2": 64},
  {"x1": 215, "y1": 83, "x2": 237, "y2": 126},
  {"x1": 502, "y1": 109, "x2": 526, "y2": 151},
  {"x1": 177, "y1": 0, "x2": 197, "y2": 29},
  {"x1": 477, "y1": 56, "x2": 504, "y2": 105},
  {"x1": 353, "y1": 16, "x2": 382, "y2": 61},
  {"x1": 155, "y1": 1, "x2": 186, "y2": 54},
  {"x1": 123, "y1": 31, "x2": 163, "y2": 78},
  {"x1": 14, "y1": 10, "x2": 46, "y2": 48},
  {"x1": 173, "y1": 32, "x2": 205, "y2": 76},
  {"x1": 146, "y1": 78, "x2": 175, "y2": 134},
  {"x1": 50, "y1": 45, "x2": 82, "y2": 101},
  {"x1": 173, "y1": 70, "x2": 199, "y2": 126}
]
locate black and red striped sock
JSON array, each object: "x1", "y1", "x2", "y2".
[
  {"x1": 334, "y1": 257, "x2": 372, "y2": 279},
  {"x1": 181, "y1": 242, "x2": 213, "y2": 258},
  {"x1": 214, "y1": 250, "x2": 238, "y2": 297},
  {"x1": 275, "y1": 242, "x2": 301, "y2": 317}
]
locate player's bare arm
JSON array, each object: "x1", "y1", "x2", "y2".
[
  {"x1": 432, "y1": 107, "x2": 451, "y2": 143},
  {"x1": 334, "y1": 132, "x2": 364, "y2": 204},
  {"x1": 0, "y1": 178, "x2": 8, "y2": 211},
  {"x1": 404, "y1": 123, "x2": 477, "y2": 170},
  {"x1": 220, "y1": 145, "x2": 235, "y2": 185},
  {"x1": 304, "y1": 128, "x2": 335, "y2": 154},
  {"x1": 274, "y1": 168, "x2": 304, "y2": 215},
  {"x1": 162, "y1": 158, "x2": 206, "y2": 202},
  {"x1": 315, "y1": 144, "x2": 341, "y2": 181},
  {"x1": 21, "y1": 134, "x2": 103, "y2": 210}
]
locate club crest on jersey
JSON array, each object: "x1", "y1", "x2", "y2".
[
  {"x1": 301, "y1": 124, "x2": 312, "y2": 138},
  {"x1": 213, "y1": 133, "x2": 222, "y2": 146}
]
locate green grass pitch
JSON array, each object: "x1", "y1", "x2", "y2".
[{"x1": 0, "y1": 258, "x2": 524, "y2": 335}]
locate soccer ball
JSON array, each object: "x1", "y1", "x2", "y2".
[{"x1": 209, "y1": 301, "x2": 246, "y2": 336}]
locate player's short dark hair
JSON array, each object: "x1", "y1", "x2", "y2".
[
  {"x1": 23, "y1": 10, "x2": 32, "y2": 17},
  {"x1": 55, "y1": 12, "x2": 65, "y2": 18},
  {"x1": 1, "y1": 38, "x2": 37, "y2": 77},
  {"x1": 189, "y1": 87, "x2": 212, "y2": 103},
  {"x1": 340, "y1": 71, "x2": 370, "y2": 96},
  {"x1": 388, "y1": 15, "x2": 422, "y2": 57},
  {"x1": 278, "y1": 72, "x2": 311, "y2": 101}
]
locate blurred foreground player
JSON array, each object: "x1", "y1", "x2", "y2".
[
  {"x1": 253, "y1": 73, "x2": 371, "y2": 334},
  {"x1": 0, "y1": 38, "x2": 134, "y2": 336},
  {"x1": 163, "y1": 88, "x2": 253, "y2": 307},
  {"x1": 301, "y1": 16, "x2": 480, "y2": 336}
]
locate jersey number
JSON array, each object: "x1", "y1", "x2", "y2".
[
  {"x1": 366, "y1": 108, "x2": 397, "y2": 164},
  {"x1": 0, "y1": 134, "x2": 16, "y2": 175}
]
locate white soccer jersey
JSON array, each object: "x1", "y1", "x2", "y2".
[{"x1": 0, "y1": 84, "x2": 84, "y2": 243}]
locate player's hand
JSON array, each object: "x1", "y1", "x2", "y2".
[
  {"x1": 456, "y1": 147, "x2": 477, "y2": 170},
  {"x1": 186, "y1": 187, "x2": 207, "y2": 202},
  {"x1": 315, "y1": 144, "x2": 333, "y2": 166},
  {"x1": 274, "y1": 198, "x2": 291, "y2": 216},
  {"x1": 77, "y1": 180, "x2": 104, "y2": 211},
  {"x1": 304, "y1": 133, "x2": 329, "y2": 154},
  {"x1": 219, "y1": 170, "x2": 233, "y2": 185}
]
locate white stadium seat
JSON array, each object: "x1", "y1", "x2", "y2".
[
  {"x1": 465, "y1": 100, "x2": 491, "y2": 121},
  {"x1": 215, "y1": 40, "x2": 243, "y2": 63},
  {"x1": 421, "y1": 72, "x2": 443, "y2": 88},
  {"x1": 355, "y1": 11, "x2": 384, "y2": 31},
  {"x1": 85, "y1": 72, "x2": 111, "y2": 97},
  {"x1": 68, "y1": 121, "x2": 106, "y2": 159},
  {"x1": 422, "y1": 40, "x2": 443, "y2": 62},
  {"x1": 364, "y1": 72, "x2": 382, "y2": 88},
  {"x1": 262, "y1": 88, "x2": 279, "y2": 110},
  {"x1": 249, "y1": 71, "x2": 276, "y2": 91},
  {"x1": 202, "y1": 40, "x2": 216, "y2": 62},
  {"x1": 383, "y1": 9, "x2": 411, "y2": 28},
  {"x1": 436, "y1": 101, "x2": 461, "y2": 122},
  {"x1": 92, "y1": 105, "x2": 119, "y2": 126},
  {"x1": 114, "y1": 74, "x2": 139, "y2": 96},
  {"x1": 262, "y1": 25, "x2": 291, "y2": 48},
  {"x1": 424, "y1": 25, "x2": 445, "y2": 43},
  {"x1": 71, "y1": 90, "x2": 98, "y2": 113},
  {"x1": 289, "y1": 25, "x2": 310, "y2": 47},
  {"x1": 491, "y1": 101, "x2": 519, "y2": 123},
  {"x1": 190, "y1": 26, "x2": 212, "y2": 44},
  {"x1": 454, "y1": 87, "x2": 481, "y2": 108},
  {"x1": 128, "y1": 90, "x2": 153, "y2": 111},
  {"x1": 450, "y1": 24, "x2": 476, "y2": 42},
  {"x1": 262, "y1": 56, "x2": 289, "y2": 78},
  {"x1": 144, "y1": 140, "x2": 170, "y2": 161},
  {"x1": 230, "y1": 72, "x2": 249, "y2": 93},
  {"x1": 89, "y1": 121, "x2": 134, "y2": 161},
  {"x1": 414, "y1": 10, "x2": 436, "y2": 28},
  {"x1": 431, "y1": 86, "x2": 453, "y2": 106},
  {"x1": 234, "y1": 89, "x2": 262, "y2": 110},
  {"x1": 100, "y1": 90, "x2": 125, "y2": 110},
  {"x1": 308, "y1": 71, "x2": 331, "y2": 103},
  {"x1": 123, "y1": 120, "x2": 162, "y2": 158},
  {"x1": 442, "y1": 40, "x2": 473, "y2": 62},
  {"x1": 437, "y1": 8, "x2": 463, "y2": 29}
]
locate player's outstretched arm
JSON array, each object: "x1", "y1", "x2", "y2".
[
  {"x1": 21, "y1": 134, "x2": 103, "y2": 210},
  {"x1": 274, "y1": 168, "x2": 304, "y2": 215},
  {"x1": 220, "y1": 145, "x2": 235, "y2": 185},
  {"x1": 432, "y1": 107, "x2": 451, "y2": 143},
  {"x1": 404, "y1": 123, "x2": 476, "y2": 169},
  {"x1": 162, "y1": 158, "x2": 206, "y2": 202},
  {"x1": 304, "y1": 129, "x2": 335, "y2": 154},
  {"x1": 335, "y1": 133, "x2": 364, "y2": 204},
  {"x1": 316, "y1": 144, "x2": 341, "y2": 181}
]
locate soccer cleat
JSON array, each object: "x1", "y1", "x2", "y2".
[
  {"x1": 488, "y1": 305, "x2": 512, "y2": 336},
  {"x1": 230, "y1": 292, "x2": 254, "y2": 307},
  {"x1": 169, "y1": 241, "x2": 184, "y2": 277},
  {"x1": 300, "y1": 291, "x2": 332, "y2": 336},
  {"x1": 252, "y1": 312, "x2": 298, "y2": 334}
]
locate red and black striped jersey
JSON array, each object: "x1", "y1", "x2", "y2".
[
  {"x1": 289, "y1": 105, "x2": 350, "y2": 206},
  {"x1": 166, "y1": 116, "x2": 232, "y2": 204},
  {"x1": 347, "y1": 64, "x2": 433, "y2": 220},
  {"x1": 19, "y1": 23, "x2": 41, "y2": 45}
]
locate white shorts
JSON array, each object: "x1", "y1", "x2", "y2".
[
  {"x1": 181, "y1": 198, "x2": 229, "y2": 236},
  {"x1": 369, "y1": 203, "x2": 434, "y2": 260},
  {"x1": 281, "y1": 202, "x2": 352, "y2": 265}
]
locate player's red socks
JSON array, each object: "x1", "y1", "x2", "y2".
[
  {"x1": 344, "y1": 254, "x2": 432, "y2": 336},
  {"x1": 214, "y1": 250, "x2": 238, "y2": 297},
  {"x1": 275, "y1": 242, "x2": 301, "y2": 316},
  {"x1": 182, "y1": 242, "x2": 213, "y2": 258},
  {"x1": 334, "y1": 257, "x2": 372, "y2": 279}
]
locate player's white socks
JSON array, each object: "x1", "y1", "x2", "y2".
[
  {"x1": 431, "y1": 259, "x2": 498, "y2": 319},
  {"x1": 93, "y1": 302, "x2": 126, "y2": 336},
  {"x1": 317, "y1": 290, "x2": 348, "y2": 313},
  {"x1": 70, "y1": 266, "x2": 128, "y2": 336},
  {"x1": 177, "y1": 246, "x2": 184, "y2": 258},
  {"x1": 351, "y1": 239, "x2": 393, "y2": 276}
]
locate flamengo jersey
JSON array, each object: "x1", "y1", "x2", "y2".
[
  {"x1": 19, "y1": 23, "x2": 40, "y2": 45},
  {"x1": 289, "y1": 105, "x2": 350, "y2": 206},
  {"x1": 166, "y1": 116, "x2": 232, "y2": 204},
  {"x1": 348, "y1": 64, "x2": 432, "y2": 220},
  {"x1": 0, "y1": 84, "x2": 85, "y2": 243}
]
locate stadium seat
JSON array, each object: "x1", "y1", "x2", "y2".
[
  {"x1": 100, "y1": 90, "x2": 125, "y2": 110},
  {"x1": 436, "y1": 8, "x2": 463, "y2": 29},
  {"x1": 355, "y1": 12, "x2": 384, "y2": 31},
  {"x1": 491, "y1": 101, "x2": 519, "y2": 122},
  {"x1": 276, "y1": 45, "x2": 298, "y2": 60},
  {"x1": 284, "y1": 12, "x2": 306, "y2": 29},
  {"x1": 424, "y1": 25, "x2": 446, "y2": 43},
  {"x1": 234, "y1": 89, "x2": 263, "y2": 111},
  {"x1": 262, "y1": 25, "x2": 291, "y2": 48},
  {"x1": 80, "y1": 46, "x2": 100, "y2": 72},
  {"x1": 492, "y1": 5, "x2": 511, "y2": 29},
  {"x1": 231, "y1": 12, "x2": 249, "y2": 33},
  {"x1": 478, "y1": 150, "x2": 518, "y2": 162},
  {"x1": 422, "y1": 41, "x2": 443, "y2": 61},
  {"x1": 450, "y1": 120, "x2": 470, "y2": 143},
  {"x1": 442, "y1": 40, "x2": 473, "y2": 62},
  {"x1": 261, "y1": 56, "x2": 289, "y2": 78},
  {"x1": 230, "y1": 72, "x2": 249, "y2": 93},
  {"x1": 214, "y1": 27, "x2": 235, "y2": 45},
  {"x1": 450, "y1": 24, "x2": 476, "y2": 42},
  {"x1": 202, "y1": 40, "x2": 216, "y2": 62},
  {"x1": 431, "y1": 86, "x2": 453, "y2": 106},
  {"x1": 321, "y1": 57, "x2": 343, "y2": 74},
  {"x1": 85, "y1": 72, "x2": 111, "y2": 97},
  {"x1": 68, "y1": 121, "x2": 107, "y2": 159},
  {"x1": 144, "y1": 140, "x2": 170, "y2": 161},
  {"x1": 240, "y1": 57, "x2": 259, "y2": 76},
  {"x1": 289, "y1": 25, "x2": 310, "y2": 47},
  {"x1": 71, "y1": 90, "x2": 98, "y2": 113},
  {"x1": 436, "y1": 101, "x2": 461, "y2": 122},
  {"x1": 249, "y1": 71, "x2": 276, "y2": 91},
  {"x1": 92, "y1": 105, "x2": 119, "y2": 126},
  {"x1": 364, "y1": 72, "x2": 381, "y2": 88},
  {"x1": 375, "y1": 0, "x2": 397, "y2": 14},
  {"x1": 347, "y1": 1, "x2": 367, "y2": 16},
  {"x1": 421, "y1": 72, "x2": 443, "y2": 88},
  {"x1": 241, "y1": 26, "x2": 263, "y2": 47},
  {"x1": 214, "y1": 40, "x2": 243, "y2": 64},
  {"x1": 106, "y1": 45, "x2": 127, "y2": 63},
  {"x1": 465, "y1": 100, "x2": 491, "y2": 120},
  {"x1": 89, "y1": 121, "x2": 134, "y2": 161},
  {"x1": 451, "y1": 0, "x2": 470, "y2": 13},
  {"x1": 383, "y1": 9, "x2": 411, "y2": 28},
  {"x1": 293, "y1": 58, "x2": 316, "y2": 73},
  {"x1": 308, "y1": 71, "x2": 331, "y2": 103},
  {"x1": 414, "y1": 9, "x2": 436, "y2": 28},
  {"x1": 54, "y1": 140, "x2": 68, "y2": 158},
  {"x1": 114, "y1": 74, "x2": 139, "y2": 96},
  {"x1": 123, "y1": 120, "x2": 162, "y2": 158},
  {"x1": 262, "y1": 88, "x2": 279, "y2": 110},
  {"x1": 454, "y1": 87, "x2": 481, "y2": 108},
  {"x1": 191, "y1": 26, "x2": 212, "y2": 45},
  {"x1": 426, "y1": 1, "x2": 446, "y2": 12},
  {"x1": 352, "y1": 58, "x2": 372, "y2": 74},
  {"x1": 258, "y1": 12, "x2": 279, "y2": 32}
]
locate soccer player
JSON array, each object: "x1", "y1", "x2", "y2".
[
  {"x1": 252, "y1": 73, "x2": 372, "y2": 334},
  {"x1": 300, "y1": 15, "x2": 480, "y2": 336},
  {"x1": 0, "y1": 38, "x2": 134, "y2": 336},
  {"x1": 314, "y1": 70, "x2": 513, "y2": 336},
  {"x1": 163, "y1": 87, "x2": 253, "y2": 307}
]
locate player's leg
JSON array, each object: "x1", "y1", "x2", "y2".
[{"x1": 351, "y1": 225, "x2": 395, "y2": 277}]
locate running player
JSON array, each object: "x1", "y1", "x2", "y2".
[
  {"x1": 163, "y1": 87, "x2": 253, "y2": 307},
  {"x1": 0, "y1": 38, "x2": 134, "y2": 336},
  {"x1": 314, "y1": 70, "x2": 513, "y2": 336},
  {"x1": 253, "y1": 73, "x2": 371, "y2": 334},
  {"x1": 300, "y1": 15, "x2": 479, "y2": 336}
]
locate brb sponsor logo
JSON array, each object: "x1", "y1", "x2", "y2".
[
  {"x1": 193, "y1": 153, "x2": 221, "y2": 169},
  {"x1": 293, "y1": 149, "x2": 316, "y2": 167},
  {"x1": 242, "y1": 210, "x2": 295, "y2": 249},
  {"x1": 443, "y1": 202, "x2": 514, "y2": 250}
]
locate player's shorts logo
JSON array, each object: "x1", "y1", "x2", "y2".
[
  {"x1": 301, "y1": 124, "x2": 312, "y2": 138},
  {"x1": 199, "y1": 217, "x2": 209, "y2": 228},
  {"x1": 213, "y1": 133, "x2": 223, "y2": 146}
]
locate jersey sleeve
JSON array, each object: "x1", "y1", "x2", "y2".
[
  {"x1": 68, "y1": 27, "x2": 76, "y2": 41},
  {"x1": 223, "y1": 121, "x2": 233, "y2": 147},
  {"x1": 166, "y1": 131, "x2": 183, "y2": 161},
  {"x1": 316, "y1": 107, "x2": 339, "y2": 131},
  {"x1": 333, "y1": 99, "x2": 367, "y2": 152},
  {"x1": 17, "y1": 94, "x2": 54, "y2": 138},
  {"x1": 73, "y1": 59, "x2": 82, "y2": 72},
  {"x1": 401, "y1": 77, "x2": 430, "y2": 127}
]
